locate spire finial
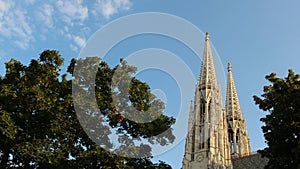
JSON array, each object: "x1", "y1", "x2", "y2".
[
  {"x1": 228, "y1": 62, "x2": 232, "y2": 72},
  {"x1": 205, "y1": 32, "x2": 210, "y2": 41}
]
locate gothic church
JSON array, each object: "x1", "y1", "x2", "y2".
[{"x1": 182, "y1": 33, "x2": 252, "y2": 169}]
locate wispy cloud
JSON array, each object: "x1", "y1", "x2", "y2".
[
  {"x1": 56, "y1": 0, "x2": 88, "y2": 25},
  {"x1": 0, "y1": 0, "x2": 11, "y2": 18},
  {"x1": 73, "y1": 35, "x2": 86, "y2": 48},
  {"x1": 95, "y1": 0, "x2": 132, "y2": 19},
  {"x1": 0, "y1": 1, "x2": 33, "y2": 50},
  {"x1": 64, "y1": 32, "x2": 86, "y2": 52},
  {"x1": 0, "y1": 0, "x2": 132, "y2": 52},
  {"x1": 36, "y1": 4, "x2": 54, "y2": 28}
]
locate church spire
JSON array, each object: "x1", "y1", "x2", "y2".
[
  {"x1": 226, "y1": 63, "x2": 241, "y2": 116},
  {"x1": 198, "y1": 32, "x2": 218, "y2": 89},
  {"x1": 226, "y1": 63, "x2": 252, "y2": 157},
  {"x1": 183, "y1": 33, "x2": 252, "y2": 169},
  {"x1": 183, "y1": 33, "x2": 232, "y2": 169}
]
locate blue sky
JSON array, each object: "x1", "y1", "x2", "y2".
[{"x1": 1, "y1": 0, "x2": 300, "y2": 168}]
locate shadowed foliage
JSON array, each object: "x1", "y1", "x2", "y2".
[
  {"x1": 0, "y1": 50, "x2": 174, "y2": 168},
  {"x1": 254, "y1": 69, "x2": 300, "y2": 169}
]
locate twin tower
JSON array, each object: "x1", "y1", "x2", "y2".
[{"x1": 182, "y1": 33, "x2": 251, "y2": 169}]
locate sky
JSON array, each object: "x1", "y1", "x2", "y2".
[{"x1": 1, "y1": 0, "x2": 300, "y2": 168}]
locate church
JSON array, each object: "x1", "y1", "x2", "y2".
[{"x1": 181, "y1": 33, "x2": 254, "y2": 169}]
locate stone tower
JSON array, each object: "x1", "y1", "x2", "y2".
[
  {"x1": 226, "y1": 63, "x2": 251, "y2": 158},
  {"x1": 182, "y1": 33, "x2": 251, "y2": 169}
]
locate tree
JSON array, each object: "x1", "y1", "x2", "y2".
[
  {"x1": 0, "y1": 50, "x2": 174, "y2": 168},
  {"x1": 253, "y1": 69, "x2": 300, "y2": 169}
]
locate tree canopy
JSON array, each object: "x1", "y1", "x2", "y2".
[
  {"x1": 254, "y1": 69, "x2": 300, "y2": 169},
  {"x1": 0, "y1": 50, "x2": 175, "y2": 168}
]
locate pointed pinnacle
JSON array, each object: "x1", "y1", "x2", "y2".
[
  {"x1": 205, "y1": 32, "x2": 210, "y2": 41},
  {"x1": 228, "y1": 62, "x2": 232, "y2": 72}
]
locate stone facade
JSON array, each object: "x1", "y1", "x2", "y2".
[
  {"x1": 232, "y1": 153, "x2": 268, "y2": 169},
  {"x1": 182, "y1": 33, "x2": 252, "y2": 169}
]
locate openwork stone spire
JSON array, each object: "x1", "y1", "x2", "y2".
[
  {"x1": 182, "y1": 33, "x2": 252, "y2": 169},
  {"x1": 199, "y1": 32, "x2": 218, "y2": 89},
  {"x1": 182, "y1": 33, "x2": 232, "y2": 169},
  {"x1": 226, "y1": 63, "x2": 252, "y2": 157}
]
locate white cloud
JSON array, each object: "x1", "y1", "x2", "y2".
[
  {"x1": 56, "y1": 0, "x2": 88, "y2": 25},
  {"x1": 95, "y1": 0, "x2": 132, "y2": 19},
  {"x1": 0, "y1": 1, "x2": 33, "y2": 50},
  {"x1": 69, "y1": 44, "x2": 78, "y2": 52},
  {"x1": 0, "y1": 0, "x2": 12, "y2": 18},
  {"x1": 102, "y1": 1, "x2": 115, "y2": 18},
  {"x1": 36, "y1": 4, "x2": 54, "y2": 28},
  {"x1": 114, "y1": 0, "x2": 131, "y2": 10},
  {"x1": 64, "y1": 33, "x2": 86, "y2": 52},
  {"x1": 0, "y1": 0, "x2": 133, "y2": 51},
  {"x1": 73, "y1": 35, "x2": 86, "y2": 48},
  {"x1": 14, "y1": 40, "x2": 30, "y2": 50}
]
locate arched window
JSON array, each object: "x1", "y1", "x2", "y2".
[
  {"x1": 228, "y1": 129, "x2": 234, "y2": 154},
  {"x1": 200, "y1": 99, "x2": 205, "y2": 148},
  {"x1": 236, "y1": 129, "x2": 240, "y2": 155},
  {"x1": 200, "y1": 99, "x2": 205, "y2": 124},
  {"x1": 208, "y1": 100, "x2": 212, "y2": 122}
]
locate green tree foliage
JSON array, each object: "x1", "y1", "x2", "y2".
[
  {"x1": 0, "y1": 50, "x2": 174, "y2": 168},
  {"x1": 253, "y1": 69, "x2": 300, "y2": 169}
]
